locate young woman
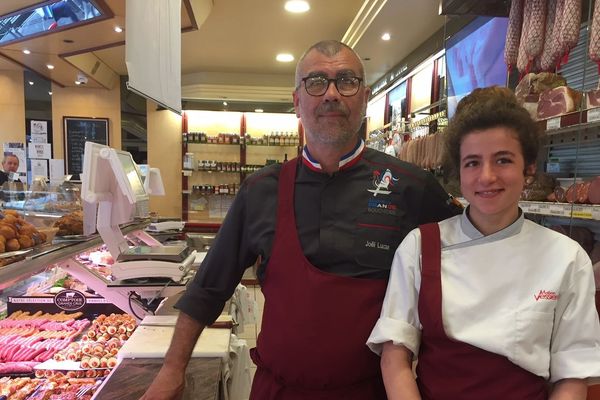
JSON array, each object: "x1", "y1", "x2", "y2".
[{"x1": 367, "y1": 87, "x2": 600, "y2": 400}]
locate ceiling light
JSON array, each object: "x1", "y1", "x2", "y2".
[
  {"x1": 255, "y1": 109, "x2": 264, "y2": 113},
  {"x1": 381, "y1": 33, "x2": 391, "y2": 41},
  {"x1": 285, "y1": 0, "x2": 310, "y2": 13},
  {"x1": 28, "y1": 81, "x2": 34, "y2": 85},
  {"x1": 23, "y1": 49, "x2": 31, "y2": 55},
  {"x1": 223, "y1": 101, "x2": 228, "y2": 106},
  {"x1": 48, "y1": 91, "x2": 52, "y2": 96},
  {"x1": 46, "y1": 64, "x2": 54, "y2": 70},
  {"x1": 75, "y1": 81, "x2": 81, "y2": 85},
  {"x1": 114, "y1": 26, "x2": 123, "y2": 33},
  {"x1": 276, "y1": 53, "x2": 294, "y2": 62}
]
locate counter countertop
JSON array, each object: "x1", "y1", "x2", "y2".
[{"x1": 95, "y1": 357, "x2": 222, "y2": 400}]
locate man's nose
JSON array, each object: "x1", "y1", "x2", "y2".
[{"x1": 323, "y1": 80, "x2": 341, "y2": 101}]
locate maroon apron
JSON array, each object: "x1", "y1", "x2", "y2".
[
  {"x1": 249, "y1": 158, "x2": 388, "y2": 399},
  {"x1": 416, "y1": 223, "x2": 548, "y2": 400}
]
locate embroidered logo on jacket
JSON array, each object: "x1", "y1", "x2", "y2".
[
  {"x1": 534, "y1": 290, "x2": 559, "y2": 301},
  {"x1": 368, "y1": 169, "x2": 398, "y2": 197},
  {"x1": 367, "y1": 198, "x2": 398, "y2": 215}
]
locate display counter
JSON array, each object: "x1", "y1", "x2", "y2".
[{"x1": 95, "y1": 357, "x2": 222, "y2": 400}]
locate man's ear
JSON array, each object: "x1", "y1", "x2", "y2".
[{"x1": 293, "y1": 90, "x2": 300, "y2": 118}]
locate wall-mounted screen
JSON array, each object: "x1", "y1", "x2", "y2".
[{"x1": 446, "y1": 16, "x2": 509, "y2": 118}]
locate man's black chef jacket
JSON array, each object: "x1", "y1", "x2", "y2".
[{"x1": 176, "y1": 145, "x2": 461, "y2": 325}]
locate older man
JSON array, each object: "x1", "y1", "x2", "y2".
[
  {"x1": 0, "y1": 153, "x2": 19, "y2": 186},
  {"x1": 141, "y1": 40, "x2": 460, "y2": 400}
]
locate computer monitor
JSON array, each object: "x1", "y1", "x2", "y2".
[{"x1": 81, "y1": 141, "x2": 149, "y2": 258}]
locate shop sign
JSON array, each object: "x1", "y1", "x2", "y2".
[{"x1": 54, "y1": 289, "x2": 86, "y2": 311}]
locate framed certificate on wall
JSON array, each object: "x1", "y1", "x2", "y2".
[{"x1": 63, "y1": 117, "x2": 109, "y2": 179}]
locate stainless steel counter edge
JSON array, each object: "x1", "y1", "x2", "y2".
[{"x1": 0, "y1": 222, "x2": 148, "y2": 290}]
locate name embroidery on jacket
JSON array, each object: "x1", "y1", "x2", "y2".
[{"x1": 534, "y1": 290, "x2": 559, "y2": 301}]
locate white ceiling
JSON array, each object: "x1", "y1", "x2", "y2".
[{"x1": 0, "y1": 0, "x2": 446, "y2": 106}]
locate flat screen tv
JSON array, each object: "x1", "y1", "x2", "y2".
[{"x1": 446, "y1": 16, "x2": 509, "y2": 118}]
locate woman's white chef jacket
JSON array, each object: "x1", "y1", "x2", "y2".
[{"x1": 368, "y1": 209, "x2": 600, "y2": 383}]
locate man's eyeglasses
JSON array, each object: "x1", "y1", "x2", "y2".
[{"x1": 300, "y1": 76, "x2": 363, "y2": 97}]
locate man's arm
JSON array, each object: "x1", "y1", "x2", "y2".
[
  {"x1": 549, "y1": 378, "x2": 587, "y2": 400},
  {"x1": 381, "y1": 341, "x2": 421, "y2": 400},
  {"x1": 140, "y1": 312, "x2": 206, "y2": 400}
]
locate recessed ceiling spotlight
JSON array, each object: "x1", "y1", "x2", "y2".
[
  {"x1": 48, "y1": 91, "x2": 52, "y2": 96},
  {"x1": 46, "y1": 64, "x2": 54, "y2": 70},
  {"x1": 223, "y1": 101, "x2": 228, "y2": 106},
  {"x1": 276, "y1": 53, "x2": 294, "y2": 62},
  {"x1": 114, "y1": 26, "x2": 123, "y2": 33},
  {"x1": 28, "y1": 81, "x2": 34, "y2": 85},
  {"x1": 255, "y1": 109, "x2": 264, "y2": 113},
  {"x1": 285, "y1": 0, "x2": 310, "y2": 13},
  {"x1": 381, "y1": 33, "x2": 391, "y2": 41},
  {"x1": 75, "y1": 81, "x2": 81, "y2": 85},
  {"x1": 23, "y1": 49, "x2": 31, "y2": 55}
]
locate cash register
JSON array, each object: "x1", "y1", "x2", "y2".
[{"x1": 81, "y1": 142, "x2": 196, "y2": 283}]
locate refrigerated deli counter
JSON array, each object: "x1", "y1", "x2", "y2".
[{"x1": 0, "y1": 222, "x2": 236, "y2": 400}]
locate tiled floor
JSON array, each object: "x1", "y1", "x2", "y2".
[{"x1": 235, "y1": 284, "x2": 264, "y2": 382}]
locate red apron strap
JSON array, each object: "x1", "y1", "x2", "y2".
[
  {"x1": 276, "y1": 157, "x2": 300, "y2": 230},
  {"x1": 418, "y1": 223, "x2": 443, "y2": 336}
]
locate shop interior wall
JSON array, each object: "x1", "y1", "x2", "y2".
[
  {"x1": 0, "y1": 70, "x2": 26, "y2": 142},
  {"x1": 147, "y1": 102, "x2": 182, "y2": 218},
  {"x1": 50, "y1": 84, "x2": 121, "y2": 160}
]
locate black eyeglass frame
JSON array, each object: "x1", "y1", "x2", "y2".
[{"x1": 300, "y1": 76, "x2": 363, "y2": 97}]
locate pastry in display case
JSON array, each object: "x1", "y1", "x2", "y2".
[{"x1": 2, "y1": 181, "x2": 82, "y2": 217}]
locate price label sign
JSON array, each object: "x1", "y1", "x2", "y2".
[
  {"x1": 546, "y1": 117, "x2": 561, "y2": 130},
  {"x1": 527, "y1": 204, "x2": 540, "y2": 214},
  {"x1": 592, "y1": 207, "x2": 600, "y2": 221},
  {"x1": 549, "y1": 204, "x2": 565, "y2": 216},
  {"x1": 588, "y1": 107, "x2": 600, "y2": 122},
  {"x1": 572, "y1": 205, "x2": 592, "y2": 219}
]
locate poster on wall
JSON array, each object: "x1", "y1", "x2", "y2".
[
  {"x1": 63, "y1": 117, "x2": 109, "y2": 180},
  {"x1": 3, "y1": 142, "x2": 27, "y2": 183}
]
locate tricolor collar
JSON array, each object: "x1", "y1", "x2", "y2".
[{"x1": 302, "y1": 139, "x2": 365, "y2": 172}]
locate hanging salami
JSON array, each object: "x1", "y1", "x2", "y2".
[
  {"x1": 517, "y1": 0, "x2": 534, "y2": 73},
  {"x1": 524, "y1": 0, "x2": 547, "y2": 65},
  {"x1": 588, "y1": 0, "x2": 600, "y2": 65},
  {"x1": 505, "y1": 0, "x2": 524, "y2": 70},
  {"x1": 540, "y1": 0, "x2": 559, "y2": 70},
  {"x1": 558, "y1": 0, "x2": 582, "y2": 65},
  {"x1": 548, "y1": 0, "x2": 566, "y2": 69}
]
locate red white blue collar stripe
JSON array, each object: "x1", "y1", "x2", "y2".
[{"x1": 302, "y1": 139, "x2": 365, "y2": 172}]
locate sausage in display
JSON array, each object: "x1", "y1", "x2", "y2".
[
  {"x1": 589, "y1": 0, "x2": 600, "y2": 62},
  {"x1": 524, "y1": 0, "x2": 547, "y2": 64},
  {"x1": 540, "y1": 0, "x2": 559, "y2": 70},
  {"x1": 505, "y1": 0, "x2": 524, "y2": 70}
]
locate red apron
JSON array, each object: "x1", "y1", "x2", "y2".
[
  {"x1": 416, "y1": 223, "x2": 548, "y2": 400},
  {"x1": 249, "y1": 158, "x2": 388, "y2": 399}
]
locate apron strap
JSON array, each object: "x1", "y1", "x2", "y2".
[{"x1": 418, "y1": 223, "x2": 444, "y2": 336}]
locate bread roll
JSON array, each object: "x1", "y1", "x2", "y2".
[{"x1": 6, "y1": 238, "x2": 20, "y2": 251}]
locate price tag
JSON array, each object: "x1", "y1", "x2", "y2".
[
  {"x1": 588, "y1": 107, "x2": 600, "y2": 122},
  {"x1": 592, "y1": 207, "x2": 600, "y2": 220},
  {"x1": 182, "y1": 170, "x2": 193, "y2": 176},
  {"x1": 546, "y1": 117, "x2": 561, "y2": 130},
  {"x1": 527, "y1": 203, "x2": 540, "y2": 214},
  {"x1": 538, "y1": 203, "x2": 550, "y2": 211},
  {"x1": 549, "y1": 204, "x2": 565, "y2": 216},
  {"x1": 571, "y1": 205, "x2": 592, "y2": 219}
]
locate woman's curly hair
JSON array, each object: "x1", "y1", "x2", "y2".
[{"x1": 443, "y1": 86, "x2": 542, "y2": 179}]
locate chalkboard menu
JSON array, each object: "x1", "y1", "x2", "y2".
[{"x1": 63, "y1": 117, "x2": 109, "y2": 179}]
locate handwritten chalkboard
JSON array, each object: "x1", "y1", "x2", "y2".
[{"x1": 63, "y1": 117, "x2": 109, "y2": 179}]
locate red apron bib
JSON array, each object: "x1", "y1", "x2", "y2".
[
  {"x1": 249, "y1": 158, "x2": 388, "y2": 399},
  {"x1": 416, "y1": 223, "x2": 548, "y2": 400}
]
